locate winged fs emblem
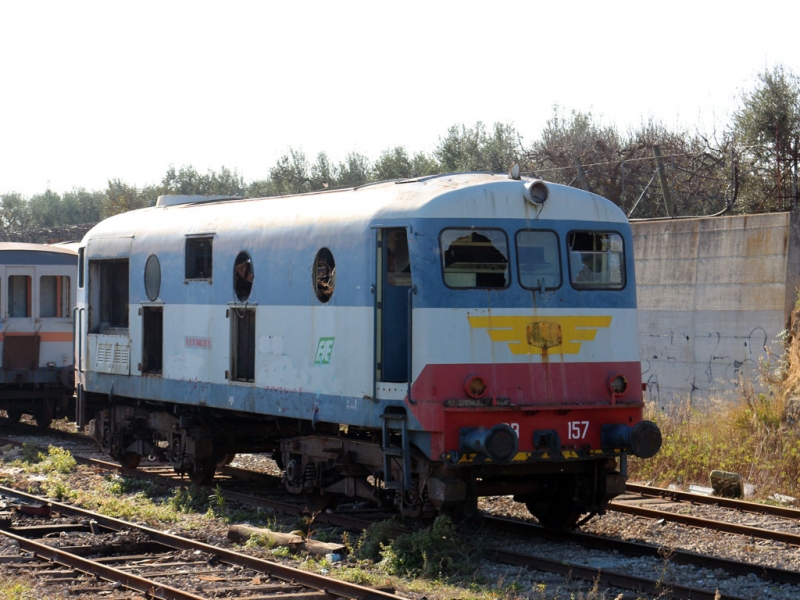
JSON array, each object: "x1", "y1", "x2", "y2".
[{"x1": 468, "y1": 315, "x2": 612, "y2": 355}]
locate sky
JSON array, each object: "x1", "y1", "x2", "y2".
[{"x1": 1, "y1": 0, "x2": 798, "y2": 197}]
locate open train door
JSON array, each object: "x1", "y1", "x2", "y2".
[{"x1": 375, "y1": 228, "x2": 412, "y2": 385}]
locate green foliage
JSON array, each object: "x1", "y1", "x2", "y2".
[
  {"x1": 354, "y1": 518, "x2": 397, "y2": 561},
  {"x1": 732, "y1": 63, "x2": 800, "y2": 212},
  {"x1": 22, "y1": 446, "x2": 76, "y2": 475},
  {"x1": 168, "y1": 485, "x2": 211, "y2": 514},
  {"x1": 244, "y1": 532, "x2": 278, "y2": 549},
  {"x1": 381, "y1": 515, "x2": 477, "y2": 579},
  {"x1": 434, "y1": 121, "x2": 523, "y2": 173},
  {"x1": 106, "y1": 474, "x2": 157, "y2": 497},
  {"x1": 19, "y1": 443, "x2": 42, "y2": 464},
  {"x1": 0, "y1": 579, "x2": 39, "y2": 600},
  {"x1": 160, "y1": 165, "x2": 245, "y2": 197}
]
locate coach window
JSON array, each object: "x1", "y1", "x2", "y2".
[
  {"x1": 40, "y1": 276, "x2": 71, "y2": 318},
  {"x1": 230, "y1": 307, "x2": 255, "y2": 382},
  {"x1": 440, "y1": 228, "x2": 509, "y2": 289},
  {"x1": 185, "y1": 236, "x2": 213, "y2": 281},
  {"x1": 517, "y1": 230, "x2": 561, "y2": 290},
  {"x1": 314, "y1": 248, "x2": 335, "y2": 302},
  {"x1": 8, "y1": 275, "x2": 31, "y2": 317},
  {"x1": 233, "y1": 252, "x2": 253, "y2": 301},
  {"x1": 568, "y1": 231, "x2": 625, "y2": 290},
  {"x1": 93, "y1": 259, "x2": 129, "y2": 331},
  {"x1": 387, "y1": 230, "x2": 411, "y2": 286}
]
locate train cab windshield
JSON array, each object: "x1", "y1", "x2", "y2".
[
  {"x1": 568, "y1": 231, "x2": 625, "y2": 289},
  {"x1": 440, "y1": 228, "x2": 509, "y2": 289}
]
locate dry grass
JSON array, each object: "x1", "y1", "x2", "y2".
[{"x1": 629, "y1": 313, "x2": 800, "y2": 501}]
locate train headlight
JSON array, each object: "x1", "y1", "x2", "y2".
[
  {"x1": 608, "y1": 374, "x2": 628, "y2": 396},
  {"x1": 522, "y1": 180, "x2": 549, "y2": 205},
  {"x1": 464, "y1": 375, "x2": 488, "y2": 399},
  {"x1": 460, "y1": 424, "x2": 519, "y2": 462}
]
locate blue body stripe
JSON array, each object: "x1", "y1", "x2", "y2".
[{"x1": 129, "y1": 217, "x2": 635, "y2": 310}]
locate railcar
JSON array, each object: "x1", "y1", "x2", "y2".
[
  {"x1": 76, "y1": 172, "x2": 661, "y2": 528},
  {"x1": 0, "y1": 243, "x2": 77, "y2": 428}
]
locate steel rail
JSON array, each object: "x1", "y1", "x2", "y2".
[
  {"x1": 625, "y1": 482, "x2": 800, "y2": 519},
  {"x1": 0, "y1": 529, "x2": 206, "y2": 600},
  {"x1": 486, "y1": 515, "x2": 800, "y2": 586},
  {"x1": 609, "y1": 501, "x2": 800, "y2": 546},
  {"x1": 490, "y1": 547, "x2": 749, "y2": 600},
  {"x1": 0, "y1": 484, "x2": 405, "y2": 600}
]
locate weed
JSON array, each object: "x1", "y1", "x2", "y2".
[
  {"x1": 168, "y1": 485, "x2": 210, "y2": 514},
  {"x1": 381, "y1": 515, "x2": 478, "y2": 579},
  {"x1": 354, "y1": 518, "x2": 397, "y2": 561},
  {"x1": 41, "y1": 475, "x2": 73, "y2": 501},
  {"x1": 245, "y1": 532, "x2": 278, "y2": 549},
  {"x1": 20, "y1": 443, "x2": 41, "y2": 464},
  {"x1": 272, "y1": 546, "x2": 292, "y2": 558},
  {"x1": 105, "y1": 474, "x2": 156, "y2": 497},
  {"x1": 31, "y1": 446, "x2": 76, "y2": 475},
  {"x1": 208, "y1": 484, "x2": 224, "y2": 510}
]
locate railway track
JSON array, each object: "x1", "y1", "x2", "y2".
[
  {"x1": 4, "y1": 424, "x2": 800, "y2": 599},
  {"x1": 609, "y1": 484, "x2": 800, "y2": 546},
  {"x1": 0, "y1": 485, "x2": 404, "y2": 600}
]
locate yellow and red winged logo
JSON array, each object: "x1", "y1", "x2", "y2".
[{"x1": 467, "y1": 315, "x2": 612, "y2": 355}]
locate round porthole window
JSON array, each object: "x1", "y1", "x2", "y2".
[
  {"x1": 144, "y1": 254, "x2": 161, "y2": 301},
  {"x1": 314, "y1": 248, "x2": 335, "y2": 303},
  {"x1": 233, "y1": 251, "x2": 253, "y2": 301}
]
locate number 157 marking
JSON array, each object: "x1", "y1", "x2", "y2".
[{"x1": 568, "y1": 421, "x2": 589, "y2": 439}]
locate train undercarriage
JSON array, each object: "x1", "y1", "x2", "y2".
[{"x1": 88, "y1": 399, "x2": 626, "y2": 529}]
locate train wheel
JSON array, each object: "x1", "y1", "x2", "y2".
[
  {"x1": 523, "y1": 476, "x2": 583, "y2": 530},
  {"x1": 217, "y1": 453, "x2": 236, "y2": 466},
  {"x1": 527, "y1": 502, "x2": 582, "y2": 530},
  {"x1": 34, "y1": 405, "x2": 54, "y2": 430},
  {"x1": 189, "y1": 458, "x2": 217, "y2": 485},
  {"x1": 305, "y1": 492, "x2": 339, "y2": 512},
  {"x1": 119, "y1": 452, "x2": 142, "y2": 469},
  {"x1": 5, "y1": 410, "x2": 23, "y2": 425}
]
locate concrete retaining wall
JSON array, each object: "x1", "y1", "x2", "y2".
[{"x1": 632, "y1": 211, "x2": 800, "y2": 407}]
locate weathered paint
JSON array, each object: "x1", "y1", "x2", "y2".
[{"x1": 633, "y1": 211, "x2": 800, "y2": 406}]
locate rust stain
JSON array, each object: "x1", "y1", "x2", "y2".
[{"x1": 526, "y1": 321, "x2": 562, "y2": 349}]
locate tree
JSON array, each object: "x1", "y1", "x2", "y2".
[
  {"x1": 0, "y1": 192, "x2": 34, "y2": 240},
  {"x1": 105, "y1": 179, "x2": 154, "y2": 216},
  {"x1": 160, "y1": 165, "x2": 246, "y2": 196},
  {"x1": 731, "y1": 64, "x2": 800, "y2": 212},
  {"x1": 337, "y1": 152, "x2": 372, "y2": 187},
  {"x1": 434, "y1": 122, "x2": 523, "y2": 173},
  {"x1": 527, "y1": 107, "x2": 733, "y2": 218},
  {"x1": 373, "y1": 146, "x2": 415, "y2": 180}
]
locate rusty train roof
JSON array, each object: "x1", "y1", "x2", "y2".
[{"x1": 82, "y1": 173, "x2": 628, "y2": 244}]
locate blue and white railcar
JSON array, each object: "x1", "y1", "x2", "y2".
[
  {"x1": 0, "y1": 242, "x2": 77, "y2": 428},
  {"x1": 77, "y1": 172, "x2": 660, "y2": 526}
]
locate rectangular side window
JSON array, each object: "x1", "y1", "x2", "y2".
[
  {"x1": 568, "y1": 231, "x2": 625, "y2": 290},
  {"x1": 186, "y1": 237, "x2": 213, "y2": 280},
  {"x1": 89, "y1": 259, "x2": 129, "y2": 332},
  {"x1": 142, "y1": 306, "x2": 163, "y2": 375},
  {"x1": 78, "y1": 247, "x2": 85, "y2": 288},
  {"x1": 440, "y1": 228, "x2": 509, "y2": 289},
  {"x1": 8, "y1": 275, "x2": 31, "y2": 317},
  {"x1": 40, "y1": 276, "x2": 70, "y2": 318},
  {"x1": 517, "y1": 230, "x2": 561, "y2": 290},
  {"x1": 231, "y1": 307, "x2": 255, "y2": 382}
]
